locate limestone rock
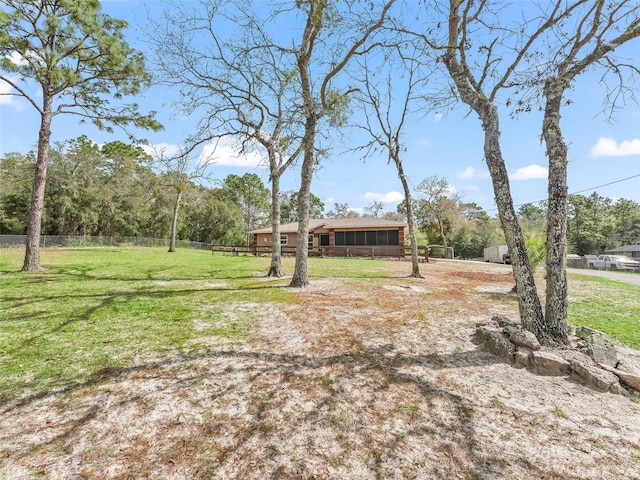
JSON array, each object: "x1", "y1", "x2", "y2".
[
  {"x1": 575, "y1": 325, "x2": 602, "y2": 340},
  {"x1": 600, "y1": 364, "x2": 640, "y2": 392},
  {"x1": 576, "y1": 327, "x2": 618, "y2": 367},
  {"x1": 556, "y1": 349, "x2": 593, "y2": 366},
  {"x1": 492, "y1": 315, "x2": 519, "y2": 328},
  {"x1": 480, "y1": 329, "x2": 515, "y2": 360},
  {"x1": 530, "y1": 350, "x2": 570, "y2": 376},
  {"x1": 502, "y1": 325, "x2": 517, "y2": 334},
  {"x1": 515, "y1": 346, "x2": 532, "y2": 367},
  {"x1": 476, "y1": 325, "x2": 498, "y2": 342},
  {"x1": 570, "y1": 360, "x2": 622, "y2": 393},
  {"x1": 509, "y1": 329, "x2": 541, "y2": 351}
]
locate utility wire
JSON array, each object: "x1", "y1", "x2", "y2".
[{"x1": 485, "y1": 171, "x2": 640, "y2": 213}]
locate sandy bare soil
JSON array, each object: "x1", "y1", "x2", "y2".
[{"x1": 2, "y1": 260, "x2": 640, "y2": 479}]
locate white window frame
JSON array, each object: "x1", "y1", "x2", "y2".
[{"x1": 280, "y1": 234, "x2": 288, "y2": 245}]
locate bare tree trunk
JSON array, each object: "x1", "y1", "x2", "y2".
[
  {"x1": 267, "y1": 174, "x2": 284, "y2": 277},
  {"x1": 541, "y1": 80, "x2": 570, "y2": 345},
  {"x1": 22, "y1": 94, "x2": 53, "y2": 272},
  {"x1": 289, "y1": 16, "x2": 316, "y2": 289},
  {"x1": 443, "y1": 32, "x2": 544, "y2": 333},
  {"x1": 480, "y1": 106, "x2": 545, "y2": 334},
  {"x1": 289, "y1": 138, "x2": 314, "y2": 288},
  {"x1": 395, "y1": 157, "x2": 422, "y2": 277},
  {"x1": 168, "y1": 189, "x2": 182, "y2": 253}
]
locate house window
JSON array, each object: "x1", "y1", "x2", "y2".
[
  {"x1": 308, "y1": 234, "x2": 314, "y2": 247},
  {"x1": 280, "y1": 235, "x2": 288, "y2": 245}
]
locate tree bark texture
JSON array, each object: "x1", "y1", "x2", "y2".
[
  {"x1": 540, "y1": 79, "x2": 570, "y2": 344},
  {"x1": 289, "y1": 139, "x2": 314, "y2": 288},
  {"x1": 22, "y1": 94, "x2": 53, "y2": 272},
  {"x1": 289, "y1": 8, "x2": 317, "y2": 289},
  {"x1": 480, "y1": 106, "x2": 545, "y2": 333},
  {"x1": 442, "y1": 17, "x2": 544, "y2": 334},
  {"x1": 267, "y1": 173, "x2": 284, "y2": 277}
]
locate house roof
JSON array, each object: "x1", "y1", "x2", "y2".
[
  {"x1": 248, "y1": 217, "x2": 407, "y2": 234},
  {"x1": 605, "y1": 244, "x2": 640, "y2": 253}
]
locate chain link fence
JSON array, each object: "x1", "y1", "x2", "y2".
[{"x1": 0, "y1": 235, "x2": 211, "y2": 250}]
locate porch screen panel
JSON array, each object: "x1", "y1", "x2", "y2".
[
  {"x1": 345, "y1": 231, "x2": 355, "y2": 245},
  {"x1": 356, "y1": 231, "x2": 366, "y2": 245},
  {"x1": 366, "y1": 231, "x2": 376, "y2": 245},
  {"x1": 377, "y1": 231, "x2": 388, "y2": 245},
  {"x1": 335, "y1": 231, "x2": 345, "y2": 245},
  {"x1": 388, "y1": 230, "x2": 399, "y2": 245}
]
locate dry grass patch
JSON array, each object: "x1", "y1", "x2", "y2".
[{"x1": 2, "y1": 257, "x2": 640, "y2": 479}]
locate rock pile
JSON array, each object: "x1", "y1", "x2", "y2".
[{"x1": 476, "y1": 316, "x2": 640, "y2": 396}]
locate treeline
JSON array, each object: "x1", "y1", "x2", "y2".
[
  {"x1": 417, "y1": 194, "x2": 640, "y2": 259},
  {"x1": 0, "y1": 137, "x2": 254, "y2": 245},
  {"x1": 2, "y1": 137, "x2": 638, "y2": 256}
]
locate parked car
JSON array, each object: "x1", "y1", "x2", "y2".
[{"x1": 588, "y1": 255, "x2": 640, "y2": 271}]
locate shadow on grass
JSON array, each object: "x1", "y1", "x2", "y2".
[{"x1": 1, "y1": 282, "x2": 291, "y2": 366}]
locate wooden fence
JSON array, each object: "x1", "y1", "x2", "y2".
[{"x1": 211, "y1": 244, "x2": 430, "y2": 260}]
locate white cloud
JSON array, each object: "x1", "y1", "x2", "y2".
[
  {"x1": 510, "y1": 164, "x2": 548, "y2": 180},
  {"x1": 0, "y1": 75, "x2": 28, "y2": 109},
  {"x1": 457, "y1": 166, "x2": 489, "y2": 180},
  {"x1": 140, "y1": 143, "x2": 182, "y2": 159},
  {"x1": 6, "y1": 51, "x2": 28, "y2": 67},
  {"x1": 199, "y1": 138, "x2": 264, "y2": 168},
  {"x1": 364, "y1": 191, "x2": 404, "y2": 205},
  {"x1": 0, "y1": 80, "x2": 17, "y2": 105},
  {"x1": 444, "y1": 183, "x2": 457, "y2": 195},
  {"x1": 590, "y1": 137, "x2": 640, "y2": 157}
]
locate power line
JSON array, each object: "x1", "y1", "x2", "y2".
[
  {"x1": 570, "y1": 172, "x2": 640, "y2": 195},
  {"x1": 485, "y1": 171, "x2": 640, "y2": 213}
]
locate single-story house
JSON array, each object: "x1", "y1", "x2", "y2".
[
  {"x1": 605, "y1": 244, "x2": 640, "y2": 260},
  {"x1": 248, "y1": 217, "x2": 408, "y2": 257}
]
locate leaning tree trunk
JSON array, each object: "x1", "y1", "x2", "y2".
[
  {"x1": 168, "y1": 189, "x2": 182, "y2": 253},
  {"x1": 267, "y1": 173, "x2": 284, "y2": 277},
  {"x1": 541, "y1": 79, "x2": 570, "y2": 345},
  {"x1": 480, "y1": 105, "x2": 545, "y2": 334},
  {"x1": 394, "y1": 155, "x2": 422, "y2": 277},
  {"x1": 443, "y1": 44, "x2": 545, "y2": 334},
  {"x1": 22, "y1": 93, "x2": 53, "y2": 272}
]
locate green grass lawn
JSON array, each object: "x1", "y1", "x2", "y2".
[
  {"x1": 568, "y1": 275, "x2": 640, "y2": 349},
  {"x1": 1, "y1": 247, "x2": 639, "y2": 403},
  {"x1": 0, "y1": 247, "x2": 295, "y2": 401}
]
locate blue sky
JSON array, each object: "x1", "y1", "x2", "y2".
[{"x1": 1, "y1": 1, "x2": 639, "y2": 217}]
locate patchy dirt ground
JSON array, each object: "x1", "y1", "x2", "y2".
[{"x1": 2, "y1": 260, "x2": 640, "y2": 479}]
